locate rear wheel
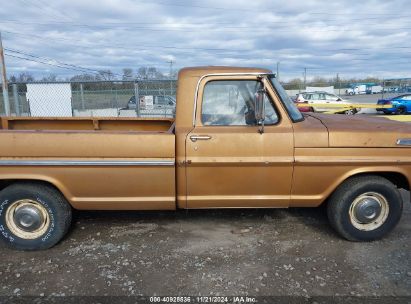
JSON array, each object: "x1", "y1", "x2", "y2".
[
  {"x1": 344, "y1": 108, "x2": 357, "y2": 115},
  {"x1": 0, "y1": 182, "x2": 72, "y2": 250},
  {"x1": 327, "y1": 176, "x2": 403, "y2": 241}
]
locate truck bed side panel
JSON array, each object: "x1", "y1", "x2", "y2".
[{"x1": 0, "y1": 131, "x2": 176, "y2": 210}]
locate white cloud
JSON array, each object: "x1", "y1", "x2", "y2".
[{"x1": 0, "y1": 0, "x2": 410, "y2": 80}]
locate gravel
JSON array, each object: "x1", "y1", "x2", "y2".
[{"x1": 0, "y1": 190, "x2": 409, "y2": 297}]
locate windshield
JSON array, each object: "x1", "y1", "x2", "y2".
[{"x1": 268, "y1": 76, "x2": 304, "y2": 122}]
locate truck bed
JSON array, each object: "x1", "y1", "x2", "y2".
[{"x1": 0, "y1": 116, "x2": 176, "y2": 210}]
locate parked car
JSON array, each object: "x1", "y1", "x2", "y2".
[
  {"x1": 127, "y1": 95, "x2": 176, "y2": 110},
  {"x1": 296, "y1": 91, "x2": 360, "y2": 114},
  {"x1": 293, "y1": 101, "x2": 313, "y2": 112},
  {"x1": 293, "y1": 95, "x2": 313, "y2": 113},
  {"x1": 377, "y1": 94, "x2": 411, "y2": 114}
]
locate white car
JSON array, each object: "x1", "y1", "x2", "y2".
[{"x1": 296, "y1": 91, "x2": 360, "y2": 114}]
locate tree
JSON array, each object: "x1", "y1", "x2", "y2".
[
  {"x1": 97, "y1": 70, "x2": 115, "y2": 81},
  {"x1": 283, "y1": 78, "x2": 303, "y2": 90},
  {"x1": 70, "y1": 73, "x2": 96, "y2": 82},
  {"x1": 137, "y1": 67, "x2": 148, "y2": 79},
  {"x1": 41, "y1": 74, "x2": 57, "y2": 82},
  {"x1": 122, "y1": 68, "x2": 133, "y2": 80},
  {"x1": 137, "y1": 66, "x2": 164, "y2": 79},
  {"x1": 11, "y1": 72, "x2": 35, "y2": 83},
  {"x1": 362, "y1": 77, "x2": 381, "y2": 84},
  {"x1": 8, "y1": 75, "x2": 17, "y2": 83},
  {"x1": 309, "y1": 76, "x2": 329, "y2": 87}
]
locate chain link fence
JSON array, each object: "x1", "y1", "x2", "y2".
[
  {"x1": 0, "y1": 79, "x2": 177, "y2": 118},
  {"x1": 282, "y1": 78, "x2": 411, "y2": 98},
  {"x1": 2, "y1": 77, "x2": 411, "y2": 117}
]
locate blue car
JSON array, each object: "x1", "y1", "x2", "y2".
[{"x1": 376, "y1": 94, "x2": 411, "y2": 114}]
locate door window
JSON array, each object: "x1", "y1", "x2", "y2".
[
  {"x1": 325, "y1": 93, "x2": 338, "y2": 101},
  {"x1": 201, "y1": 80, "x2": 278, "y2": 126}
]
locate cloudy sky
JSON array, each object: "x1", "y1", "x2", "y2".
[{"x1": 0, "y1": 0, "x2": 410, "y2": 81}]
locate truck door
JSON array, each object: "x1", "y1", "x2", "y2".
[{"x1": 185, "y1": 76, "x2": 294, "y2": 208}]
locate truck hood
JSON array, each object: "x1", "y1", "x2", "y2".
[{"x1": 306, "y1": 113, "x2": 411, "y2": 148}]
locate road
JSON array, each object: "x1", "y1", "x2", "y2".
[{"x1": 0, "y1": 191, "x2": 410, "y2": 298}]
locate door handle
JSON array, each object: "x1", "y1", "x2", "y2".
[{"x1": 190, "y1": 135, "x2": 212, "y2": 142}]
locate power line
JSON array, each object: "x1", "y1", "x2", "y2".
[
  {"x1": 4, "y1": 30, "x2": 411, "y2": 57},
  {"x1": 1, "y1": 19, "x2": 410, "y2": 33},
  {"x1": 142, "y1": 0, "x2": 411, "y2": 16},
  {"x1": 4, "y1": 48, "x2": 116, "y2": 75},
  {"x1": 1, "y1": 18, "x2": 410, "y2": 28},
  {"x1": 32, "y1": 0, "x2": 73, "y2": 22},
  {"x1": 4, "y1": 49, "x2": 177, "y2": 75},
  {"x1": 3, "y1": 31, "x2": 411, "y2": 74},
  {"x1": 1, "y1": 30, "x2": 251, "y2": 52},
  {"x1": 4, "y1": 53, "x2": 102, "y2": 74},
  {"x1": 16, "y1": 0, "x2": 69, "y2": 22}
]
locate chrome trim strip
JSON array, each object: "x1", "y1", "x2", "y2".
[
  {"x1": 192, "y1": 72, "x2": 271, "y2": 127},
  {"x1": 397, "y1": 139, "x2": 411, "y2": 146},
  {"x1": 0, "y1": 160, "x2": 175, "y2": 166},
  {"x1": 294, "y1": 157, "x2": 411, "y2": 164}
]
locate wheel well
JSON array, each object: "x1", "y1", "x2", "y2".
[
  {"x1": 320, "y1": 172, "x2": 409, "y2": 207},
  {"x1": 0, "y1": 179, "x2": 65, "y2": 195},
  {"x1": 345, "y1": 172, "x2": 409, "y2": 191}
]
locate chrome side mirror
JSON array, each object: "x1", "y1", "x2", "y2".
[{"x1": 254, "y1": 89, "x2": 265, "y2": 134}]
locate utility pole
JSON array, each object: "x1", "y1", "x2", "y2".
[
  {"x1": 0, "y1": 32, "x2": 10, "y2": 116},
  {"x1": 336, "y1": 73, "x2": 340, "y2": 95},
  {"x1": 167, "y1": 60, "x2": 174, "y2": 97},
  {"x1": 303, "y1": 67, "x2": 307, "y2": 90},
  {"x1": 167, "y1": 60, "x2": 174, "y2": 79},
  {"x1": 276, "y1": 61, "x2": 280, "y2": 81}
]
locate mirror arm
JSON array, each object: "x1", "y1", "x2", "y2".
[{"x1": 258, "y1": 94, "x2": 265, "y2": 134}]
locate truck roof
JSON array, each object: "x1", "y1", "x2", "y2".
[{"x1": 178, "y1": 66, "x2": 272, "y2": 78}]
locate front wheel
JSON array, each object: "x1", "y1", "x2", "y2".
[
  {"x1": 327, "y1": 176, "x2": 403, "y2": 241},
  {"x1": 0, "y1": 182, "x2": 72, "y2": 250}
]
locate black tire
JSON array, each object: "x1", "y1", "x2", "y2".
[
  {"x1": 343, "y1": 108, "x2": 357, "y2": 115},
  {"x1": 0, "y1": 182, "x2": 72, "y2": 250},
  {"x1": 397, "y1": 107, "x2": 406, "y2": 115},
  {"x1": 327, "y1": 175, "x2": 403, "y2": 241}
]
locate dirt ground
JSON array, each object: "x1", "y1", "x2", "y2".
[{"x1": 0, "y1": 191, "x2": 410, "y2": 299}]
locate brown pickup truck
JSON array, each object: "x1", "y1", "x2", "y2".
[{"x1": 0, "y1": 66, "x2": 410, "y2": 250}]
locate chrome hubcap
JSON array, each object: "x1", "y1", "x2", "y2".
[
  {"x1": 353, "y1": 197, "x2": 381, "y2": 223},
  {"x1": 13, "y1": 205, "x2": 45, "y2": 232},
  {"x1": 5, "y1": 200, "x2": 50, "y2": 239},
  {"x1": 349, "y1": 192, "x2": 389, "y2": 231}
]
